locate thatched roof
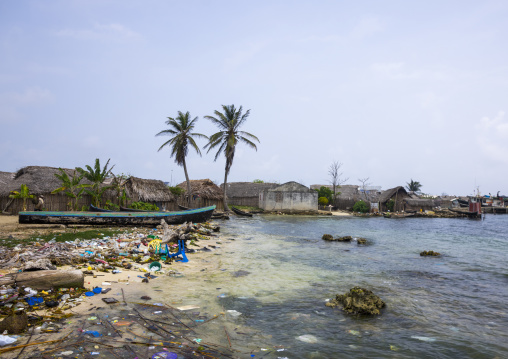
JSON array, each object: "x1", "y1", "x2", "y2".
[
  {"x1": 0, "y1": 166, "x2": 84, "y2": 197},
  {"x1": 379, "y1": 186, "x2": 408, "y2": 204},
  {"x1": 404, "y1": 198, "x2": 439, "y2": 207},
  {"x1": 336, "y1": 185, "x2": 359, "y2": 199},
  {"x1": 268, "y1": 181, "x2": 311, "y2": 193},
  {"x1": 0, "y1": 171, "x2": 14, "y2": 189},
  {"x1": 177, "y1": 179, "x2": 224, "y2": 200},
  {"x1": 223, "y1": 182, "x2": 279, "y2": 197},
  {"x1": 125, "y1": 176, "x2": 175, "y2": 202}
]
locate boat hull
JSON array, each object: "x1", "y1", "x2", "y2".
[
  {"x1": 19, "y1": 206, "x2": 216, "y2": 226},
  {"x1": 231, "y1": 206, "x2": 253, "y2": 217}
]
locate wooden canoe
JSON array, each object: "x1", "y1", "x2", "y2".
[
  {"x1": 19, "y1": 205, "x2": 216, "y2": 226},
  {"x1": 89, "y1": 204, "x2": 113, "y2": 212},
  {"x1": 120, "y1": 206, "x2": 162, "y2": 212},
  {"x1": 231, "y1": 206, "x2": 253, "y2": 217}
]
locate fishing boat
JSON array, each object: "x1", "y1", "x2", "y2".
[
  {"x1": 89, "y1": 204, "x2": 113, "y2": 212},
  {"x1": 231, "y1": 206, "x2": 253, "y2": 217},
  {"x1": 19, "y1": 206, "x2": 216, "y2": 226},
  {"x1": 120, "y1": 206, "x2": 162, "y2": 212}
]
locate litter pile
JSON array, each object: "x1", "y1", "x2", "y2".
[{"x1": 0, "y1": 220, "x2": 227, "y2": 357}]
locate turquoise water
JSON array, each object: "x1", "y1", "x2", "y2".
[{"x1": 212, "y1": 214, "x2": 508, "y2": 358}]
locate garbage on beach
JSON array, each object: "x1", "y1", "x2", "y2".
[
  {"x1": 0, "y1": 334, "x2": 17, "y2": 346},
  {"x1": 296, "y1": 334, "x2": 318, "y2": 343}
]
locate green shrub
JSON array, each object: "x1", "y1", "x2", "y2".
[
  {"x1": 353, "y1": 200, "x2": 369, "y2": 213},
  {"x1": 253, "y1": 179, "x2": 264, "y2": 183},
  {"x1": 130, "y1": 201, "x2": 159, "y2": 211},
  {"x1": 318, "y1": 197, "x2": 329, "y2": 206},
  {"x1": 315, "y1": 186, "x2": 333, "y2": 204},
  {"x1": 386, "y1": 199, "x2": 395, "y2": 212},
  {"x1": 104, "y1": 200, "x2": 120, "y2": 211},
  {"x1": 168, "y1": 186, "x2": 185, "y2": 196}
]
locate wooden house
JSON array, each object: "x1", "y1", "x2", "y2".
[{"x1": 378, "y1": 186, "x2": 410, "y2": 212}]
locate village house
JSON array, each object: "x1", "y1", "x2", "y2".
[{"x1": 259, "y1": 181, "x2": 318, "y2": 213}]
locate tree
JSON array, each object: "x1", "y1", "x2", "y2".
[
  {"x1": 358, "y1": 177, "x2": 372, "y2": 201},
  {"x1": 204, "y1": 104, "x2": 259, "y2": 211},
  {"x1": 51, "y1": 168, "x2": 89, "y2": 210},
  {"x1": 329, "y1": 161, "x2": 348, "y2": 202},
  {"x1": 406, "y1": 179, "x2": 422, "y2": 193},
  {"x1": 156, "y1": 111, "x2": 207, "y2": 206},
  {"x1": 316, "y1": 186, "x2": 333, "y2": 204},
  {"x1": 76, "y1": 158, "x2": 115, "y2": 207},
  {"x1": 111, "y1": 173, "x2": 130, "y2": 207},
  {"x1": 9, "y1": 184, "x2": 34, "y2": 211}
]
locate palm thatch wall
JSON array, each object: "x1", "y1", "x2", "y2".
[
  {"x1": 378, "y1": 186, "x2": 409, "y2": 212},
  {"x1": 177, "y1": 179, "x2": 224, "y2": 210},
  {"x1": 124, "y1": 176, "x2": 176, "y2": 211},
  {"x1": 0, "y1": 166, "x2": 99, "y2": 214},
  {"x1": 222, "y1": 182, "x2": 279, "y2": 207},
  {"x1": 403, "y1": 198, "x2": 441, "y2": 211}
]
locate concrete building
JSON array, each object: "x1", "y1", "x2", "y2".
[{"x1": 259, "y1": 181, "x2": 318, "y2": 213}]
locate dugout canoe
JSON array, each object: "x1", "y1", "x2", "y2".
[
  {"x1": 89, "y1": 204, "x2": 113, "y2": 212},
  {"x1": 120, "y1": 206, "x2": 162, "y2": 212},
  {"x1": 231, "y1": 206, "x2": 253, "y2": 217},
  {"x1": 19, "y1": 205, "x2": 216, "y2": 225}
]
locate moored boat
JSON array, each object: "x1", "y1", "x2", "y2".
[
  {"x1": 231, "y1": 206, "x2": 253, "y2": 217},
  {"x1": 19, "y1": 206, "x2": 216, "y2": 225},
  {"x1": 89, "y1": 204, "x2": 113, "y2": 212},
  {"x1": 120, "y1": 206, "x2": 163, "y2": 212}
]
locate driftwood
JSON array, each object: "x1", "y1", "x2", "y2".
[
  {"x1": 0, "y1": 269, "x2": 84, "y2": 289},
  {"x1": 160, "y1": 221, "x2": 195, "y2": 244}
]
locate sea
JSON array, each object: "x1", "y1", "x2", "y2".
[{"x1": 142, "y1": 214, "x2": 508, "y2": 359}]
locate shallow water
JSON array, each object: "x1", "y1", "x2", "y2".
[{"x1": 132, "y1": 214, "x2": 508, "y2": 358}]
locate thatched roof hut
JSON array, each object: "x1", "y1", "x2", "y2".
[
  {"x1": 177, "y1": 179, "x2": 225, "y2": 210},
  {"x1": 379, "y1": 186, "x2": 409, "y2": 212},
  {"x1": 223, "y1": 182, "x2": 279, "y2": 207},
  {"x1": 0, "y1": 166, "x2": 94, "y2": 213},
  {"x1": 404, "y1": 198, "x2": 440, "y2": 211},
  {"x1": 125, "y1": 177, "x2": 175, "y2": 204}
]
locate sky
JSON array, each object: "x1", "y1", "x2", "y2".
[{"x1": 1, "y1": 0, "x2": 507, "y2": 196}]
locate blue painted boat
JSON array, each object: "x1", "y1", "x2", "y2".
[{"x1": 19, "y1": 205, "x2": 216, "y2": 226}]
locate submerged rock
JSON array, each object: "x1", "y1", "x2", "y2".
[
  {"x1": 322, "y1": 234, "x2": 334, "y2": 241},
  {"x1": 420, "y1": 250, "x2": 441, "y2": 256},
  {"x1": 326, "y1": 287, "x2": 385, "y2": 315},
  {"x1": 356, "y1": 238, "x2": 367, "y2": 245}
]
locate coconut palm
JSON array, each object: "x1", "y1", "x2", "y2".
[
  {"x1": 51, "y1": 168, "x2": 89, "y2": 210},
  {"x1": 204, "y1": 104, "x2": 259, "y2": 211},
  {"x1": 406, "y1": 179, "x2": 422, "y2": 193},
  {"x1": 156, "y1": 111, "x2": 207, "y2": 206},
  {"x1": 9, "y1": 184, "x2": 35, "y2": 211},
  {"x1": 76, "y1": 158, "x2": 115, "y2": 207}
]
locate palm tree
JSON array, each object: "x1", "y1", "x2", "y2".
[
  {"x1": 204, "y1": 104, "x2": 259, "y2": 211},
  {"x1": 406, "y1": 179, "x2": 422, "y2": 193},
  {"x1": 9, "y1": 184, "x2": 35, "y2": 211},
  {"x1": 51, "y1": 168, "x2": 89, "y2": 210},
  {"x1": 156, "y1": 111, "x2": 207, "y2": 206},
  {"x1": 76, "y1": 159, "x2": 115, "y2": 207}
]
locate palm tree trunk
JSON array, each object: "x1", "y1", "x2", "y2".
[
  {"x1": 223, "y1": 170, "x2": 230, "y2": 211},
  {"x1": 182, "y1": 159, "x2": 192, "y2": 207}
]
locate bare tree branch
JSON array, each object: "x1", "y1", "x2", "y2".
[
  {"x1": 328, "y1": 161, "x2": 348, "y2": 202},
  {"x1": 358, "y1": 177, "x2": 371, "y2": 201}
]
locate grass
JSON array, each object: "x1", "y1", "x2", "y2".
[
  {"x1": 0, "y1": 229, "x2": 124, "y2": 248},
  {"x1": 232, "y1": 205, "x2": 262, "y2": 211}
]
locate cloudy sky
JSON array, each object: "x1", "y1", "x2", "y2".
[{"x1": 1, "y1": 0, "x2": 507, "y2": 196}]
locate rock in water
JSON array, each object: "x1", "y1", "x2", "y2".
[
  {"x1": 297, "y1": 334, "x2": 318, "y2": 343},
  {"x1": 420, "y1": 250, "x2": 441, "y2": 256},
  {"x1": 326, "y1": 287, "x2": 385, "y2": 315},
  {"x1": 322, "y1": 234, "x2": 334, "y2": 241}
]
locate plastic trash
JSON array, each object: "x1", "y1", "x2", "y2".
[
  {"x1": 411, "y1": 336, "x2": 436, "y2": 342},
  {"x1": 226, "y1": 310, "x2": 242, "y2": 318},
  {"x1": 149, "y1": 261, "x2": 161, "y2": 272},
  {"x1": 26, "y1": 297, "x2": 44, "y2": 306},
  {"x1": 24, "y1": 287, "x2": 37, "y2": 297},
  {"x1": 85, "y1": 292, "x2": 95, "y2": 297},
  {"x1": 0, "y1": 334, "x2": 17, "y2": 346},
  {"x1": 93, "y1": 287, "x2": 102, "y2": 294},
  {"x1": 84, "y1": 331, "x2": 102, "y2": 338},
  {"x1": 152, "y1": 352, "x2": 178, "y2": 359}
]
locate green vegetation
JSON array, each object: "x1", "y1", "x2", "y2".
[
  {"x1": 104, "y1": 200, "x2": 120, "y2": 211},
  {"x1": 51, "y1": 168, "x2": 89, "y2": 210},
  {"x1": 76, "y1": 158, "x2": 115, "y2": 207},
  {"x1": 386, "y1": 199, "x2": 395, "y2": 211},
  {"x1": 253, "y1": 179, "x2": 264, "y2": 183},
  {"x1": 0, "y1": 229, "x2": 122, "y2": 248},
  {"x1": 130, "y1": 201, "x2": 159, "y2": 211},
  {"x1": 318, "y1": 197, "x2": 329, "y2": 206},
  {"x1": 233, "y1": 205, "x2": 262, "y2": 212},
  {"x1": 168, "y1": 186, "x2": 185, "y2": 196},
  {"x1": 204, "y1": 104, "x2": 260, "y2": 211},
  {"x1": 111, "y1": 173, "x2": 130, "y2": 207},
  {"x1": 353, "y1": 200, "x2": 369, "y2": 213},
  {"x1": 156, "y1": 111, "x2": 207, "y2": 206},
  {"x1": 9, "y1": 184, "x2": 34, "y2": 211},
  {"x1": 406, "y1": 179, "x2": 422, "y2": 192},
  {"x1": 316, "y1": 186, "x2": 333, "y2": 204}
]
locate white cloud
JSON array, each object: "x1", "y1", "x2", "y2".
[
  {"x1": 55, "y1": 23, "x2": 141, "y2": 42},
  {"x1": 476, "y1": 111, "x2": 508, "y2": 164}
]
